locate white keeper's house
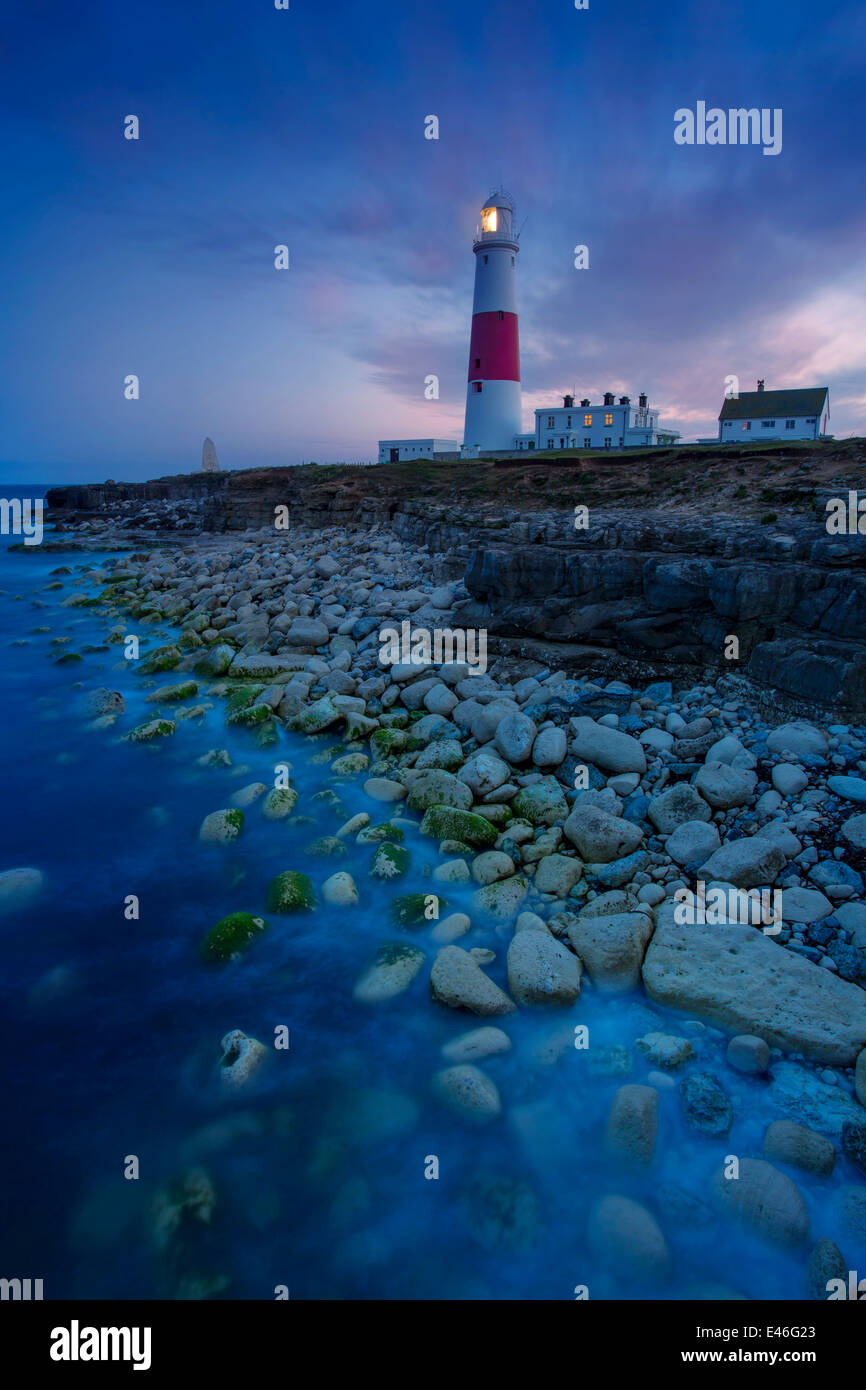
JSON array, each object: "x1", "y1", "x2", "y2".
[
  {"x1": 514, "y1": 390, "x2": 680, "y2": 451},
  {"x1": 718, "y1": 381, "x2": 830, "y2": 442}
]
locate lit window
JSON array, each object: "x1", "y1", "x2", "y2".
[
  {"x1": 481, "y1": 206, "x2": 498, "y2": 233},
  {"x1": 584, "y1": 414, "x2": 592, "y2": 426},
  {"x1": 605, "y1": 413, "x2": 613, "y2": 426},
  {"x1": 742, "y1": 422, "x2": 751, "y2": 431},
  {"x1": 472, "y1": 382, "x2": 482, "y2": 394}
]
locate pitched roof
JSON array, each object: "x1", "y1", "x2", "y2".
[{"x1": 719, "y1": 387, "x2": 828, "y2": 422}]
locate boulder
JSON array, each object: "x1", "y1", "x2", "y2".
[
  {"x1": 510, "y1": 777, "x2": 570, "y2": 826},
  {"x1": 431, "y1": 1065, "x2": 501, "y2": 1122},
  {"x1": 563, "y1": 802, "x2": 644, "y2": 864},
  {"x1": 726, "y1": 1035, "x2": 770, "y2": 1075},
  {"x1": 567, "y1": 912, "x2": 654, "y2": 992},
  {"x1": 648, "y1": 783, "x2": 712, "y2": 833},
  {"x1": 665, "y1": 819, "x2": 720, "y2": 867},
  {"x1": 533, "y1": 852, "x2": 583, "y2": 897},
  {"x1": 643, "y1": 919, "x2": 866, "y2": 1064},
  {"x1": 506, "y1": 930, "x2": 581, "y2": 1006},
  {"x1": 441, "y1": 1026, "x2": 512, "y2": 1062},
  {"x1": 494, "y1": 712, "x2": 537, "y2": 764},
  {"x1": 605, "y1": 1084, "x2": 659, "y2": 1167},
  {"x1": 694, "y1": 762, "x2": 757, "y2": 810},
  {"x1": 353, "y1": 943, "x2": 425, "y2": 1002},
  {"x1": 699, "y1": 837, "x2": 786, "y2": 888},
  {"x1": 763, "y1": 1120, "x2": 836, "y2": 1177},
  {"x1": 587, "y1": 1194, "x2": 671, "y2": 1281},
  {"x1": 570, "y1": 717, "x2": 647, "y2": 775},
  {"x1": 430, "y1": 945, "x2": 516, "y2": 1016},
  {"x1": 407, "y1": 769, "x2": 472, "y2": 813},
  {"x1": 711, "y1": 1158, "x2": 810, "y2": 1250}
]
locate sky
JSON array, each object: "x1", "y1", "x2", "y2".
[{"x1": 2, "y1": 0, "x2": 865, "y2": 482}]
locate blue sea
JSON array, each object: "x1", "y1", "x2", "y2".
[{"x1": 0, "y1": 487, "x2": 859, "y2": 1300}]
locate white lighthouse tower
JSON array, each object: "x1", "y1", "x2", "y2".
[{"x1": 463, "y1": 189, "x2": 522, "y2": 453}]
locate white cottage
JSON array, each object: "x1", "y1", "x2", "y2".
[{"x1": 718, "y1": 382, "x2": 830, "y2": 442}]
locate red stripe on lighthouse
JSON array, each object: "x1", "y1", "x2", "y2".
[{"x1": 467, "y1": 311, "x2": 520, "y2": 382}]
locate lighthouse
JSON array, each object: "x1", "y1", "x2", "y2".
[{"x1": 463, "y1": 189, "x2": 522, "y2": 452}]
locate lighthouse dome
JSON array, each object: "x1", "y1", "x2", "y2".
[{"x1": 484, "y1": 188, "x2": 514, "y2": 212}]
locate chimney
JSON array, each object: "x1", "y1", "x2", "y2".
[
  {"x1": 563, "y1": 394, "x2": 574, "y2": 408},
  {"x1": 638, "y1": 392, "x2": 647, "y2": 409},
  {"x1": 580, "y1": 398, "x2": 590, "y2": 408},
  {"x1": 619, "y1": 396, "x2": 630, "y2": 405},
  {"x1": 603, "y1": 391, "x2": 614, "y2": 406},
  {"x1": 757, "y1": 379, "x2": 765, "y2": 392}
]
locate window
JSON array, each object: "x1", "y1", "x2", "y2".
[
  {"x1": 605, "y1": 413, "x2": 613, "y2": 426},
  {"x1": 474, "y1": 358, "x2": 480, "y2": 369},
  {"x1": 498, "y1": 310, "x2": 504, "y2": 320},
  {"x1": 472, "y1": 382, "x2": 482, "y2": 394},
  {"x1": 483, "y1": 255, "x2": 488, "y2": 264},
  {"x1": 806, "y1": 417, "x2": 816, "y2": 424},
  {"x1": 547, "y1": 416, "x2": 555, "y2": 427},
  {"x1": 511, "y1": 256, "x2": 515, "y2": 266},
  {"x1": 547, "y1": 439, "x2": 553, "y2": 448},
  {"x1": 742, "y1": 422, "x2": 751, "y2": 431},
  {"x1": 566, "y1": 416, "x2": 571, "y2": 427},
  {"x1": 559, "y1": 438, "x2": 565, "y2": 448},
  {"x1": 583, "y1": 439, "x2": 591, "y2": 448},
  {"x1": 527, "y1": 441, "x2": 534, "y2": 450},
  {"x1": 584, "y1": 414, "x2": 592, "y2": 426},
  {"x1": 785, "y1": 419, "x2": 795, "y2": 429},
  {"x1": 761, "y1": 420, "x2": 776, "y2": 429},
  {"x1": 604, "y1": 438, "x2": 612, "y2": 449}
]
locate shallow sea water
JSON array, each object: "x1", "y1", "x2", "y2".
[{"x1": 0, "y1": 514, "x2": 862, "y2": 1300}]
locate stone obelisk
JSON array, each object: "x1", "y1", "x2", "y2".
[{"x1": 202, "y1": 437, "x2": 220, "y2": 472}]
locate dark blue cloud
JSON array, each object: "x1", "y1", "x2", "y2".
[{"x1": 1, "y1": 0, "x2": 864, "y2": 479}]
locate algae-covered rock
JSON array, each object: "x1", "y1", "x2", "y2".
[
  {"x1": 261, "y1": 787, "x2": 299, "y2": 820},
  {"x1": 127, "y1": 718, "x2": 177, "y2": 743},
  {"x1": 195, "y1": 644, "x2": 235, "y2": 677},
  {"x1": 353, "y1": 943, "x2": 425, "y2": 1003},
  {"x1": 356, "y1": 821, "x2": 405, "y2": 845},
  {"x1": 140, "y1": 644, "x2": 182, "y2": 674},
  {"x1": 226, "y1": 702, "x2": 273, "y2": 728},
  {"x1": 370, "y1": 841, "x2": 411, "y2": 880},
  {"x1": 370, "y1": 728, "x2": 407, "y2": 756},
  {"x1": 510, "y1": 777, "x2": 569, "y2": 826},
  {"x1": 331, "y1": 752, "x2": 369, "y2": 776},
  {"x1": 147, "y1": 680, "x2": 198, "y2": 703},
  {"x1": 390, "y1": 893, "x2": 449, "y2": 929},
  {"x1": 201, "y1": 912, "x2": 267, "y2": 963},
  {"x1": 407, "y1": 770, "x2": 473, "y2": 814},
  {"x1": 419, "y1": 805, "x2": 498, "y2": 848},
  {"x1": 267, "y1": 870, "x2": 316, "y2": 913},
  {"x1": 199, "y1": 808, "x2": 244, "y2": 844}
]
